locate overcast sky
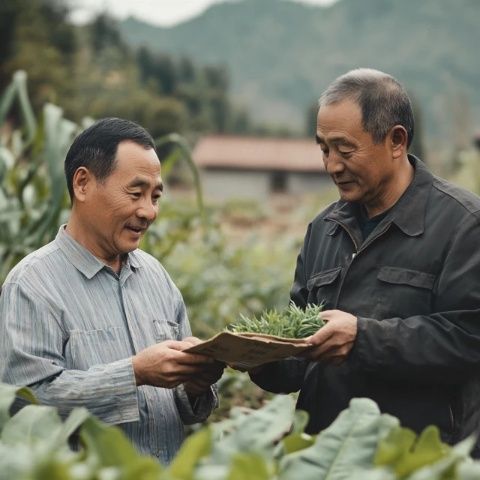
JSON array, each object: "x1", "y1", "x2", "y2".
[{"x1": 69, "y1": 0, "x2": 339, "y2": 27}]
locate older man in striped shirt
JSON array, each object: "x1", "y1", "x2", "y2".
[{"x1": 0, "y1": 118, "x2": 223, "y2": 464}]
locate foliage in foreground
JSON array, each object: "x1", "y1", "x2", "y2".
[{"x1": 1, "y1": 382, "x2": 480, "y2": 480}]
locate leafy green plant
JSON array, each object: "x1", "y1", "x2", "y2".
[
  {"x1": 227, "y1": 303, "x2": 324, "y2": 339},
  {"x1": 0, "y1": 71, "x2": 79, "y2": 282},
  {"x1": 0, "y1": 71, "x2": 207, "y2": 284},
  {"x1": 1, "y1": 382, "x2": 480, "y2": 480}
]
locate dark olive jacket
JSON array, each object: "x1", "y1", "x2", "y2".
[{"x1": 251, "y1": 157, "x2": 480, "y2": 454}]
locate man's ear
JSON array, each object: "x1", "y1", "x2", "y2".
[
  {"x1": 72, "y1": 167, "x2": 92, "y2": 203},
  {"x1": 390, "y1": 125, "x2": 408, "y2": 159}
]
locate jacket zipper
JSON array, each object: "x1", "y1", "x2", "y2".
[{"x1": 330, "y1": 220, "x2": 392, "y2": 308}]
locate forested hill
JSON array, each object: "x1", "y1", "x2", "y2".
[{"x1": 120, "y1": 0, "x2": 480, "y2": 143}]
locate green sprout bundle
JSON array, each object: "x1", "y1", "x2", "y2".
[{"x1": 227, "y1": 303, "x2": 325, "y2": 339}]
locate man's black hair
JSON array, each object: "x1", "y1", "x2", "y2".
[{"x1": 64, "y1": 117, "x2": 155, "y2": 201}]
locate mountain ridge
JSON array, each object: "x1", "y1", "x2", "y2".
[{"x1": 119, "y1": 0, "x2": 480, "y2": 144}]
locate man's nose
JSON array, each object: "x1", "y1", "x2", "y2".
[
  {"x1": 137, "y1": 201, "x2": 158, "y2": 222},
  {"x1": 324, "y1": 152, "x2": 345, "y2": 175}
]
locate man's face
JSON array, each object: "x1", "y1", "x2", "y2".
[
  {"x1": 316, "y1": 98, "x2": 397, "y2": 211},
  {"x1": 82, "y1": 140, "x2": 162, "y2": 261}
]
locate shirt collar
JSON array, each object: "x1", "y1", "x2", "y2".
[
  {"x1": 55, "y1": 226, "x2": 142, "y2": 279},
  {"x1": 326, "y1": 155, "x2": 433, "y2": 238}
]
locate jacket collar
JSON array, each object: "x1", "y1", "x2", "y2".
[
  {"x1": 55, "y1": 225, "x2": 141, "y2": 279},
  {"x1": 325, "y1": 155, "x2": 433, "y2": 238}
]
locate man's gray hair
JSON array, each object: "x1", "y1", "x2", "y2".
[{"x1": 319, "y1": 68, "x2": 414, "y2": 147}]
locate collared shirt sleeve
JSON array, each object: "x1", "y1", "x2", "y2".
[
  {"x1": 174, "y1": 383, "x2": 218, "y2": 425},
  {"x1": 0, "y1": 281, "x2": 139, "y2": 424}
]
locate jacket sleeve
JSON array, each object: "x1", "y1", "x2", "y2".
[
  {"x1": 351, "y1": 215, "x2": 480, "y2": 384},
  {"x1": 249, "y1": 357, "x2": 307, "y2": 393},
  {"x1": 0, "y1": 282, "x2": 140, "y2": 424}
]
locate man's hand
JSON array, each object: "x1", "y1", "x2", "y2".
[
  {"x1": 132, "y1": 338, "x2": 215, "y2": 388},
  {"x1": 183, "y1": 361, "x2": 225, "y2": 397},
  {"x1": 303, "y1": 309, "x2": 358, "y2": 364},
  {"x1": 179, "y1": 336, "x2": 225, "y2": 397}
]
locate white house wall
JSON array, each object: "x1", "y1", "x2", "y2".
[
  {"x1": 200, "y1": 169, "x2": 330, "y2": 202},
  {"x1": 289, "y1": 172, "x2": 331, "y2": 195},
  {"x1": 201, "y1": 170, "x2": 270, "y2": 201}
]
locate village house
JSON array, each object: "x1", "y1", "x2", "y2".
[{"x1": 192, "y1": 135, "x2": 329, "y2": 202}]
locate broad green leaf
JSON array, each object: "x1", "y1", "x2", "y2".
[
  {"x1": 0, "y1": 78, "x2": 17, "y2": 125},
  {"x1": 282, "y1": 433, "x2": 315, "y2": 454},
  {"x1": 211, "y1": 394, "x2": 295, "y2": 461},
  {"x1": 279, "y1": 398, "x2": 399, "y2": 480},
  {"x1": 291, "y1": 409, "x2": 309, "y2": 434},
  {"x1": 55, "y1": 407, "x2": 91, "y2": 447},
  {"x1": 80, "y1": 415, "x2": 162, "y2": 477},
  {"x1": 0, "y1": 147, "x2": 14, "y2": 183},
  {"x1": 120, "y1": 457, "x2": 165, "y2": 480},
  {"x1": 194, "y1": 464, "x2": 230, "y2": 480},
  {"x1": 351, "y1": 467, "x2": 396, "y2": 480},
  {"x1": 14, "y1": 71, "x2": 37, "y2": 145},
  {"x1": 375, "y1": 425, "x2": 417, "y2": 467},
  {"x1": 0, "y1": 443, "x2": 35, "y2": 480},
  {"x1": 405, "y1": 436, "x2": 476, "y2": 480},
  {"x1": 168, "y1": 427, "x2": 212, "y2": 479},
  {"x1": 227, "y1": 453, "x2": 271, "y2": 480},
  {"x1": 80, "y1": 416, "x2": 139, "y2": 466},
  {"x1": 376, "y1": 425, "x2": 449, "y2": 477},
  {"x1": 31, "y1": 459, "x2": 72, "y2": 480},
  {"x1": 1, "y1": 405, "x2": 63, "y2": 447},
  {"x1": 457, "y1": 460, "x2": 480, "y2": 479},
  {"x1": 156, "y1": 133, "x2": 204, "y2": 220},
  {"x1": 0, "y1": 71, "x2": 36, "y2": 146},
  {"x1": 0, "y1": 383, "x2": 36, "y2": 431}
]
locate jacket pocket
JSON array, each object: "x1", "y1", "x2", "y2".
[
  {"x1": 306, "y1": 267, "x2": 342, "y2": 306},
  {"x1": 377, "y1": 266, "x2": 436, "y2": 290},
  {"x1": 376, "y1": 266, "x2": 436, "y2": 318}
]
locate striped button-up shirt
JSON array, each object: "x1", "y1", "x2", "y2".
[{"x1": 0, "y1": 226, "x2": 217, "y2": 464}]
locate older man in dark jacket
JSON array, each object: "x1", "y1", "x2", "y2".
[{"x1": 250, "y1": 68, "x2": 480, "y2": 455}]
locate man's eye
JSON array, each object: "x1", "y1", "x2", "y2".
[{"x1": 130, "y1": 192, "x2": 141, "y2": 199}]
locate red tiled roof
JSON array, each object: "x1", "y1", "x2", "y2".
[{"x1": 192, "y1": 135, "x2": 326, "y2": 173}]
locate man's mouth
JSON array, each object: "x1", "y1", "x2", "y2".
[{"x1": 125, "y1": 224, "x2": 148, "y2": 234}]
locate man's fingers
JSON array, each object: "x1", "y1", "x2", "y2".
[
  {"x1": 304, "y1": 341, "x2": 355, "y2": 362},
  {"x1": 163, "y1": 340, "x2": 214, "y2": 363},
  {"x1": 166, "y1": 340, "x2": 200, "y2": 351},
  {"x1": 306, "y1": 322, "x2": 335, "y2": 345},
  {"x1": 175, "y1": 351, "x2": 215, "y2": 365},
  {"x1": 182, "y1": 336, "x2": 203, "y2": 347}
]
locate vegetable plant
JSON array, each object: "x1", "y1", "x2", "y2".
[
  {"x1": 227, "y1": 302, "x2": 325, "y2": 339},
  {"x1": 1, "y1": 382, "x2": 480, "y2": 479}
]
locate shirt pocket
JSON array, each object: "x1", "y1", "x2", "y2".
[
  {"x1": 306, "y1": 266, "x2": 342, "y2": 307},
  {"x1": 153, "y1": 320, "x2": 180, "y2": 342},
  {"x1": 376, "y1": 266, "x2": 436, "y2": 318},
  {"x1": 68, "y1": 326, "x2": 129, "y2": 370}
]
